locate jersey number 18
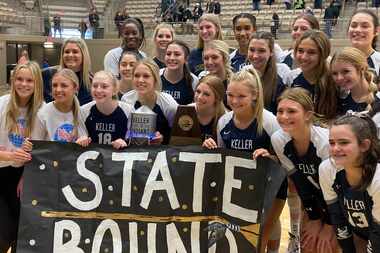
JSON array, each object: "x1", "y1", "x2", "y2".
[{"x1": 98, "y1": 132, "x2": 112, "y2": 145}]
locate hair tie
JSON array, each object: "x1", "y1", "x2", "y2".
[{"x1": 345, "y1": 110, "x2": 369, "y2": 118}]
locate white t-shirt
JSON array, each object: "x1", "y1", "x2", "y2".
[
  {"x1": 32, "y1": 102, "x2": 87, "y2": 142},
  {"x1": 0, "y1": 94, "x2": 29, "y2": 167}
]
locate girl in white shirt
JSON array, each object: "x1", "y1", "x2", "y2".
[
  {"x1": 32, "y1": 68, "x2": 87, "y2": 142},
  {"x1": 0, "y1": 61, "x2": 44, "y2": 253}
]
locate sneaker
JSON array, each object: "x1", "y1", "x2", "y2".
[{"x1": 287, "y1": 232, "x2": 300, "y2": 253}]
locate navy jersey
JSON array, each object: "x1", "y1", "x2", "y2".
[
  {"x1": 230, "y1": 49, "x2": 249, "y2": 72},
  {"x1": 217, "y1": 109, "x2": 280, "y2": 152},
  {"x1": 282, "y1": 53, "x2": 294, "y2": 69},
  {"x1": 320, "y1": 160, "x2": 380, "y2": 253},
  {"x1": 189, "y1": 102, "x2": 226, "y2": 142},
  {"x1": 81, "y1": 101, "x2": 133, "y2": 145},
  {"x1": 337, "y1": 91, "x2": 379, "y2": 115},
  {"x1": 371, "y1": 92, "x2": 380, "y2": 138},
  {"x1": 217, "y1": 109, "x2": 287, "y2": 199},
  {"x1": 160, "y1": 69, "x2": 199, "y2": 105},
  {"x1": 153, "y1": 57, "x2": 166, "y2": 69},
  {"x1": 367, "y1": 50, "x2": 380, "y2": 77},
  {"x1": 272, "y1": 126, "x2": 331, "y2": 222},
  {"x1": 279, "y1": 50, "x2": 296, "y2": 70},
  {"x1": 121, "y1": 90, "x2": 178, "y2": 145},
  {"x1": 42, "y1": 67, "x2": 93, "y2": 105},
  {"x1": 243, "y1": 63, "x2": 291, "y2": 114},
  {"x1": 188, "y1": 48, "x2": 204, "y2": 76},
  {"x1": 269, "y1": 63, "x2": 291, "y2": 114},
  {"x1": 288, "y1": 68, "x2": 316, "y2": 97},
  {"x1": 200, "y1": 119, "x2": 215, "y2": 141}
]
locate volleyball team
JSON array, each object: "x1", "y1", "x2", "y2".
[{"x1": 1, "y1": 9, "x2": 380, "y2": 253}]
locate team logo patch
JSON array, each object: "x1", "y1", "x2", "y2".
[
  {"x1": 8, "y1": 118, "x2": 26, "y2": 148},
  {"x1": 53, "y1": 123, "x2": 74, "y2": 143}
]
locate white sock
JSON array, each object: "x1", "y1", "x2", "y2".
[{"x1": 287, "y1": 191, "x2": 301, "y2": 236}]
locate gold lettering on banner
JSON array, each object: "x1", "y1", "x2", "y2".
[{"x1": 41, "y1": 211, "x2": 260, "y2": 247}]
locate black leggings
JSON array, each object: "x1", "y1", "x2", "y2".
[{"x1": 0, "y1": 166, "x2": 23, "y2": 253}]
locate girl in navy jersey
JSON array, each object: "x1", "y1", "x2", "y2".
[
  {"x1": 230, "y1": 13, "x2": 256, "y2": 72},
  {"x1": 118, "y1": 51, "x2": 138, "y2": 99},
  {"x1": 42, "y1": 37, "x2": 93, "y2": 105},
  {"x1": 152, "y1": 23, "x2": 175, "y2": 69},
  {"x1": 160, "y1": 40, "x2": 198, "y2": 105},
  {"x1": 272, "y1": 88, "x2": 338, "y2": 253},
  {"x1": 0, "y1": 62, "x2": 44, "y2": 253},
  {"x1": 348, "y1": 9, "x2": 380, "y2": 77},
  {"x1": 194, "y1": 75, "x2": 226, "y2": 141},
  {"x1": 199, "y1": 40, "x2": 233, "y2": 109},
  {"x1": 32, "y1": 68, "x2": 87, "y2": 142},
  {"x1": 320, "y1": 113, "x2": 380, "y2": 253},
  {"x1": 280, "y1": 14, "x2": 319, "y2": 69},
  {"x1": 203, "y1": 69, "x2": 287, "y2": 253},
  {"x1": 246, "y1": 31, "x2": 290, "y2": 114},
  {"x1": 288, "y1": 30, "x2": 334, "y2": 252},
  {"x1": 121, "y1": 59, "x2": 178, "y2": 144},
  {"x1": 79, "y1": 71, "x2": 134, "y2": 149},
  {"x1": 202, "y1": 68, "x2": 279, "y2": 161},
  {"x1": 289, "y1": 30, "x2": 337, "y2": 121},
  {"x1": 331, "y1": 47, "x2": 378, "y2": 115},
  {"x1": 188, "y1": 14, "x2": 223, "y2": 76}
]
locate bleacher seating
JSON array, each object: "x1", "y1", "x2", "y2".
[
  {"x1": 218, "y1": 0, "x2": 326, "y2": 34},
  {"x1": 124, "y1": 0, "x2": 162, "y2": 29},
  {"x1": 359, "y1": 6, "x2": 380, "y2": 16},
  {"x1": 0, "y1": 1, "x2": 25, "y2": 27},
  {"x1": 43, "y1": 5, "x2": 89, "y2": 30},
  {"x1": 42, "y1": 0, "x2": 109, "y2": 30},
  {"x1": 122, "y1": 0, "x2": 328, "y2": 36},
  {"x1": 93, "y1": 0, "x2": 108, "y2": 14},
  {"x1": 20, "y1": 0, "x2": 35, "y2": 9}
]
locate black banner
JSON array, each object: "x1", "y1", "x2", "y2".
[{"x1": 17, "y1": 141, "x2": 286, "y2": 253}]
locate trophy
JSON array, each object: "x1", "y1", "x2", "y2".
[
  {"x1": 170, "y1": 105, "x2": 202, "y2": 145},
  {"x1": 128, "y1": 105, "x2": 157, "y2": 145}
]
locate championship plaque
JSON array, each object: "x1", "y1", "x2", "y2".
[
  {"x1": 128, "y1": 105, "x2": 157, "y2": 145},
  {"x1": 170, "y1": 105, "x2": 202, "y2": 145}
]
